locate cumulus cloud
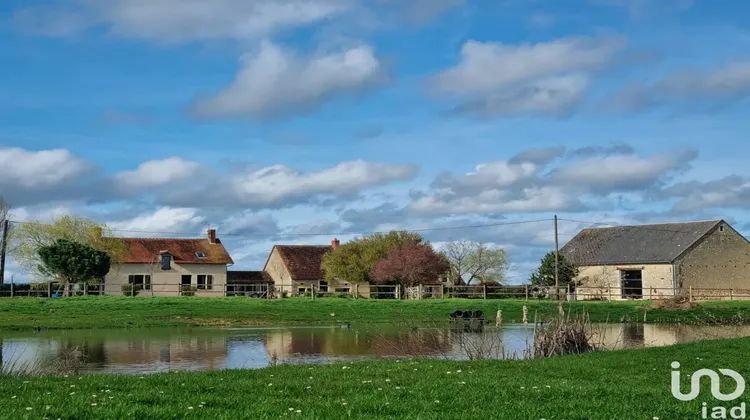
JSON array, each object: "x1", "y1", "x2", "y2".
[
  {"x1": 109, "y1": 207, "x2": 206, "y2": 233},
  {"x1": 222, "y1": 160, "x2": 416, "y2": 206},
  {"x1": 660, "y1": 176, "x2": 750, "y2": 213},
  {"x1": 408, "y1": 146, "x2": 695, "y2": 216},
  {"x1": 431, "y1": 36, "x2": 626, "y2": 117},
  {"x1": 192, "y1": 41, "x2": 383, "y2": 119},
  {"x1": 13, "y1": 0, "x2": 350, "y2": 42},
  {"x1": 0, "y1": 147, "x2": 95, "y2": 206},
  {"x1": 0, "y1": 147, "x2": 89, "y2": 189},
  {"x1": 115, "y1": 157, "x2": 202, "y2": 190},
  {"x1": 611, "y1": 60, "x2": 750, "y2": 112}
]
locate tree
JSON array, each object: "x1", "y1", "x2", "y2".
[
  {"x1": 322, "y1": 231, "x2": 423, "y2": 283},
  {"x1": 529, "y1": 251, "x2": 579, "y2": 287},
  {"x1": 442, "y1": 240, "x2": 508, "y2": 285},
  {"x1": 370, "y1": 242, "x2": 449, "y2": 287},
  {"x1": 0, "y1": 196, "x2": 8, "y2": 223},
  {"x1": 11, "y1": 215, "x2": 126, "y2": 277},
  {"x1": 38, "y1": 239, "x2": 111, "y2": 284}
]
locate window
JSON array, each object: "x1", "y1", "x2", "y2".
[
  {"x1": 181, "y1": 275, "x2": 192, "y2": 286},
  {"x1": 195, "y1": 251, "x2": 206, "y2": 259},
  {"x1": 197, "y1": 274, "x2": 213, "y2": 290},
  {"x1": 319, "y1": 280, "x2": 329, "y2": 293},
  {"x1": 720, "y1": 225, "x2": 725, "y2": 232},
  {"x1": 128, "y1": 274, "x2": 151, "y2": 290},
  {"x1": 160, "y1": 253, "x2": 172, "y2": 270}
]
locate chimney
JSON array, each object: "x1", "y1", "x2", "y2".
[
  {"x1": 331, "y1": 238, "x2": 340, "y2": 250},
  {"x1": 208, "y1": 228, "x2": 217, "y2": 244}
]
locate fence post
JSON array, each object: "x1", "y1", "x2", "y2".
[
  {"x1": 525, "y1": 285, "x2": 528, "y2": 301},
  {"x1": 482, "y1": 284, "x2": 487, "y2": 299},
  {"x1": 608, "y1": 287, "x2": 612, "y2": 301},
  {"x1": 355, "y1": 283, "x2": 359, "y2": 299},
  {"x1": 396, "y1": 285, "x2": 401, "y2": 300},
  {"x1": 689, "y1": 286, "x2": 693, "y2": 302},
  {"x1": 566, "y1": 284, "x2": 570, "y2": 300},
  {"x1": 730, "y1": 288, "x2": 734, "y2": 301},
  {"x1": 83, "y1": 282, "x2": 88, "y2": 296},
  {"x1": 47, "y1": 282, "x2": 52, "y2": 298},
  {"x1": 10, "y1": 281, "x2": 13, "y2": 298}
]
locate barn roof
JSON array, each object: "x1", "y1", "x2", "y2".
[
  {"x1": 227, "y1": 270, "x2": 271, "y2": 284},
  {"x1": 272, "y1": 245, "x2": 331, "y2": 281},
  {"x1": 560, "y1": 220, "x2": 723, "y2": 266},
  {"x1": 119, "y1": 237, "x2": 233, "y2": 265}
]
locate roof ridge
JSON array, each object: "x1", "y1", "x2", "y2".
[{"x1": 585, "y1": 219, "x2": 721, "y2": 229}]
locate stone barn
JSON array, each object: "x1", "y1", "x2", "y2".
[{"x1": 560, "y1": 220, "x2": 750, "y2": 300}]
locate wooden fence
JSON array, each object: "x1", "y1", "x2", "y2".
[{"x1": 1, "y1": 282, "x2": 749, "y2": 302}]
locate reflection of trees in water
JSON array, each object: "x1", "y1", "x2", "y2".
[{"x1": 370, "y1": 328, "x2": 453, "y2": 357}]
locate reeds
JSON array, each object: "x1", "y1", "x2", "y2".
[{"x1": 532, "y1": 304, "x2": 595, "y2": 358}]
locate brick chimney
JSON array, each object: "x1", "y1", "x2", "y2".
[
  {"x1": 331, "y1": 238, "x2": 340, "y2": 250},
  {"x1": 207, "y1": 228, "x2": 217, "y2": 244}
]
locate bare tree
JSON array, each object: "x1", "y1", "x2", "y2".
[{"x1": 442, "y1": 241, "x2": 508, "y2": 285}]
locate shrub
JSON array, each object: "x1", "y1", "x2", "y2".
[
  {"x1": 181, "y1": 285, "x2": 197, "y2": 296},
  {"x1": 121, "y1": 284, "x2": 143, "y2": 296}
]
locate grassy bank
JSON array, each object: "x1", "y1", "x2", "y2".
[
  {"x1": 2, "y1": 296, "x2": 750, "y2": 330},
  {"x1": 2, "y1": 337, "x2": 747, "y2": 419}
]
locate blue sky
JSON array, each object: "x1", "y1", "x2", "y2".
[{"x1": 2, "y1": 0, "x2": 750, "y2": 282}]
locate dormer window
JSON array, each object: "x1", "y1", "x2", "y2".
[
  {"x1": 160, "y1": 252, "x2": 172, "y2": 270},
  {"x1": 195, "y1": 251, "x2": 207, "y2": 259}
]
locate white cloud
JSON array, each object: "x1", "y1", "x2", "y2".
[
  {"x1": 408, "y1": 147, "x2": 695, "y2": 216},
  {"x1": 109, "y1": 207, "x2": 206, "y2": 233},
  {"x1": 431, "y1": 36, "x2": 625, "y2": 116},
  {"x1": 193, "y1": 41, "x2": 382, "y2": 119},
  {"x1": 226, "y1": 160, "x2": 416, "y2": 205},
  {"x1": 14, "y1": 0, "x2": 350, "y2": 42},
  {"x1": 115, "y1": 157, "x2": 202, "y2": 189},
  {"x1": 611, "y1": 60, "x2": 750, "y2": 112},
  {"x1": 0, "y1": 147, "x2": 89, "y2": 189}
]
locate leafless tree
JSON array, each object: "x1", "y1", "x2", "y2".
[{"x1": 442, "y1": 241, "x2": 508, "y2": 285}]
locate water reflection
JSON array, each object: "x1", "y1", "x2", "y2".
[{"x1": 1, "y1": 323, "x2": 749, "y2": 375}]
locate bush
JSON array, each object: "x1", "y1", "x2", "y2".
[
  {"x1": 181, "y1": 285, "x2": 197, "y2": 296},
  {"x1": 121, "y1": 284, "x2": 143, "y2": 296}
]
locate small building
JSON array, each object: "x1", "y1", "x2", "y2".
[
  {"x1": 104, "y1": 229, "x2": 233, "y2": 296},
  {"x1": 561, "y1": 220, "x2": 750, "y2": 300},
  {"x1": 226, "y1": 270, "x2": 272, "y2": 297},
  {"x1": 263, "y1": 238, "x2": 359, "y2": 295}
]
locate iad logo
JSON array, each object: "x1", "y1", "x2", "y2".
[{"x1": 671, "y1": 361, "x2": 746, "y2": 419}]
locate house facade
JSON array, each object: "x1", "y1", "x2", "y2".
[
  {"x1": 263, "y1": 239, "x2": 361, "y2": 296},
  {"x1": 561, "y1": 220, "x2": 750, "y2": 300},
  {"x1": 104, "y1": 229, "x2": 233, "y2": 296}
]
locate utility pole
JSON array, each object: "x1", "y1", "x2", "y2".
[
  {"x1": 0, "y1": 219, "x2": 9, "y2": 285},
  {"x1": 554, "y1": 214, "x2": 560, "y2": 300}
]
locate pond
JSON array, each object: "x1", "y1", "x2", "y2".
[{"x1": 2, "y1": 323, "x2": 750, "y2": 375}]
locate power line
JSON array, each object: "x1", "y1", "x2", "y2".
[{"x1": 8, "y1": 218, "x2": 552, "y2": 239}]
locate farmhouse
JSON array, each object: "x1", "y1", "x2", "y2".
[
  {"x1": 263, "y1": 239, "x2": 358, "y2": 295},
  {"x1": 561, "y1": 220, "x2": 750, "y2": 300},
  {"x1": 104, "y1": 229, "x2": 234, "y2": 296}
]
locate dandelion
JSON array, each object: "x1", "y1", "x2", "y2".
[
  {"x1": 25, "y1": 407, "x2": 32, "y2": 411},
  {"x1": 91, "y1": 403, "x2": 97, "y2": 407},
  {"x1": 378, "y1": 388, "x2": 383, "y2": 391},
  {"x1": 295, "y1": 410, "x2": 302, "y2": 414},
  {"x1": 342, "y1": 366, "x2": 349, "y2": 370},
  {"x1": 446, "y1": 371, "x2": 452, "y2": 375},
  {"x1": 385, "y1": 379, "x2": 391, "y2": 382},
  {"x1": 268, "y1": 383, "x2": 273, "y2": 387},
  {"x1": 653, "y1": 417, "x2": 660, "y2": 420},
  {"x1": 459, "y1": 381, "x2": 466, "y2": 385},
  {"x1": 330, "y1": 313, "x2": 336, "y2": 317},
  {"x1": 434, "y1": 400, "x2": 440, "y2": 404},
  {"x1": 289, "y1": 408, "x2": 295, "y2": 411},
  {"x1": 188, "y1": 406, "x2": 194, "y2": 410},
  {"x1": 11, "y1": 396, "x2": 16, "y2": 399},
  {"x1": 342, "y1": 402, "x2": 348, "y2": 406},
  {"x1": 456, "y1": 370, "x2": 462, "y2": 373}
]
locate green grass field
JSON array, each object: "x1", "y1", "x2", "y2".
[
  {"x1": 1, "y1": 336, "x2": 746, "y2": 419},
  {"x1": 2, "y1": 296, "x2": 750, "y2": 330}
]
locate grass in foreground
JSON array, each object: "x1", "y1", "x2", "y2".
[
  {"x1": 2, "y1": 296, "x2": 750, "y2": 330},
  {"x1": 1, "y1": 337, "x2": 747, "y2": 419}
]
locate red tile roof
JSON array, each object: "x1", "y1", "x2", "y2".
[
  {"x1": 274, "y1": 245, "x2": 331, "y2": 281},
  {"x1": 118, "y1": 238, "x2": 233, "y2": 265}
]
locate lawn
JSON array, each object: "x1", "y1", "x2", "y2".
[
  {"x1": 2, "y1": 296, "x2": 750, "y2": 330},
  {"x1": 1, "y1": 336, "x2": 746, "y2": 419}
]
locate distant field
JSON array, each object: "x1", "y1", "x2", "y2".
[
  {"x1": 1, "y1": 296, "x2": 750, "y2": 329},
  {"x1": 1, "y1": 335, "x2": 745, "y2": 419}
]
